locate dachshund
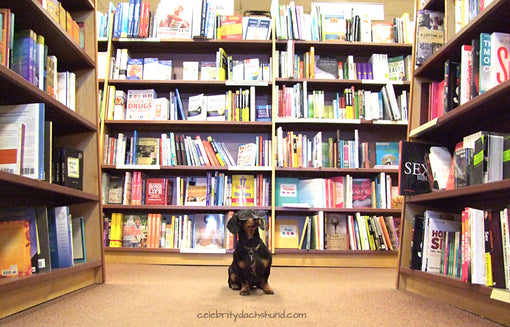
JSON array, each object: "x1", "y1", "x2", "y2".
[{"x1": 227, "y1": 209, "x2": 274, "y2": 295}]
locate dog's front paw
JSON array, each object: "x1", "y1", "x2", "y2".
[
  {"x1": 239, "y1": 289, "x2": 250, "y2": 296},
  {"x1": 240, "y1": 283, "x2": 250, "y2": 295},
  {"x1": 261, "y1": 283, "x2": 274, "y2": 294}
]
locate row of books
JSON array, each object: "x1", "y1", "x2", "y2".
[
  {"x1": 103, "y1": 86, "x2": 267, "y2": 122},
  {"x1": 411, "y1": 207, "x2": 510, "y2": 290},
  {"x1": 0, "y1": 206, "x2": 86, "y2": 277},
  {"x1": 37, "y1": 1, "x2": 82, "y2": 46},
  {"x1": 272, "y1": 1, "x2": 413, "y2": 43},
  {"x1": 104, "y1": 130, "x2": 271, "y2": 168},
  {"x1": 278, "y1": 45, "x2": 412, "y2": 83},
  {"x1": 275, "y1": 173, "x2": 400, "y2": 210},
  {"x1": 97, "y1": 0, "x2": 271, "y2": 41},
  {"x1": 106, "y1": 211, "x2": 272, "y2": 251},
  {"x1": 276, "y1": 82, "x2": 408, "y2": 121},
  {"x1": 430, "y1": 32, "x2": 510, "y2": 120},
  {"x1": 400, "y1": 130, "x2": 510, "y2": 196},
  {"x1": 103, "y1": 171, "x2": 270, "y2": 207},
  {"x1": 275, "y1": 212, "x2": 399, "y2": 251}
]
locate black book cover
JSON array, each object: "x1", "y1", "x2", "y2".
[
  {"x1": 62, "y1": 148, "x2": 83, "y2": 191},
  {"x1": 410, "y1": 215, "x2": 425, "y2": 270},
  {"x1": 398, "y1": 141, "x2": 433, "y2": 195},
  {"x1": 444, "y1": 59, "x2": 460, "y2": 112}
]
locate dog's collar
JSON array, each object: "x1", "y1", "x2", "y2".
[{"x1": 241, "y1": 244, "x2": 261, "y2": 262}]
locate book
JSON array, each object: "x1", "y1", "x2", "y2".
[
  {"x1": 143, "y1": 58, "x2": 159, "y2": 79},
  {"x1": 185, "y1": 176, "x2": 208, "y2": 206},
  {"x1": 314, "y1": 56, "x2": 338, "y2": 79},
  {"x1": 242, "y1": 16, "x2": 271, "y2": 40},
  {"x1": 122, "y1": 214, "x2": 148, "y2": 247},
  {"x1": 126, "y1": 89, "x2": 157, "y2": 120},
  {"x1": 415, "y1": 10, "x2": 445, "y2": 65},
  {"x1": 145, "y1": 178, "x2": 167, "y2": 205},
  {"x1": 325, "y1": 213, "x2": 348, "y2": 250},
  {"x1": 71, "y1": 216, "x2": 86, "y2": 263},
  {"x1": 216, "y1": 47, "x2": 228, "y2": 80},
  {"x1": 231, "y1": 174, "x2": 255, "y2": 206},
  {"x1": 126, "y1": 58, "x2": 143, "y2": 79},
  {"x1": 183, "y1": 61, "x2": 199, "y2": 80},
  {"x1": 489, "y1": 32, "x2": 510, "y2": 88},
  {"x1": 219, "y1": 15, "x2": 242, "y2": 39},
  {"x1": 388, "y1": 55, "x2": 405, "y2": 81},
  {"x1": 275, "y1": 218, "x2": 299, "y2": 249},
  {"x1": 0, "y1": 103, "x2": 45, "y2": 180},
  {"x1": 60, "y1": 148, "x2": 83, "y2": 191},
  {"x1": 371, "y1": 21, "x2": 394, "y2": 43},
  {"x1": 375, "y1": 142, "x2": 399, "y2": 168},
  {"x1": 398, "y1": 141, "x2": 433, "y2": 195},
  {"x1": 156, "y1": 0, "x2": 192, "y2": 39},
  {"x1": 479, "y1": 33, "x2": 491, "y2": 94},
  {"x1": 0, "y1": 123, "x2": 24, "y2": 175},
  {"x1": 351, "y1": 178, "x2": 372, "y2": 208},
  {"x1": 200, "y1": 61, "x2": 216, "y2": 81},
  {"x1": 275, "y1": 177, "x2": 299, "y2": 206},
  {"x1": 135, "y1": 137, "x2": 160, "y2": 165},
  {"x1": 206, "y1": 94, "x2": 226, "y2": 121},
  {"x1": 321, "y1": 13, "x2": 346, "y2": 41},
  {"x1": 298, "y1": 178, "x2": 325, "y2": 208},
  {"x1": 47, "y1": 206, "x2": 73, "y2": 269},
  {"x1": 0, "y1": 220, "x2": 32, "y2": 277},
  {"x1": 422, "y1": 210, "x2": 460, "y2": 273},
  {"x1": 428, "y1": 146, "x2": 452, "y2": 190},
  {"x1": 187, "y1": 93, "x2": 206, "y2": 120},
  {"x1": 236, "y1": 143, "x2": 257, "y2": 166},
  {"x1": 192, "y1": 213, "x2": 225, "y2": 249}
]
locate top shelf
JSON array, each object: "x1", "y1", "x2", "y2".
[
  {"x1": 414, "y1": 0, "x2": 510, "y2": 81},
  {"x1": 0, "y1": 0, "x2": 95, "y2": 71}
]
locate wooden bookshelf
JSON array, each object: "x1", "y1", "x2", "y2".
[
  {"x1": 98, "y1": 1, "x2": 412, "y2": 268},
  {"x1": 0, "y1": 0, "x2": 102, "y2": 319},
  {"x1": 396, "y1": 0, "x2": 510, "y2": 324}
]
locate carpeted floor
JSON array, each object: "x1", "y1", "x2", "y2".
[{"x1": 0, "y1": 264, "x2": 504, "y2": 326}]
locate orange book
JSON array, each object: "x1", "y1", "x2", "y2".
[
  {"x1": 378, "y1": 216, "x2": 393, "y2": 251},
  {"x1": 0, "y1": 220, "x2": 32, "y2": 277},
  {"x1": 220, "y1": 15, "x2": 243, "y2": 40}
]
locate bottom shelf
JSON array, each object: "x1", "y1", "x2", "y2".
[
  {"x1": 0, "y1": 261, "x2": 103, "y2": 319},
  {"x1": 397, "y1": 267, "x2": 510, "y2": 326},
  {"x1": 104, "y1": 248, "x2": 398, "y2": 268}
]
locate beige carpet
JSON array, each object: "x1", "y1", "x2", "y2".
[{"x1": 0, "y1": 264, "x2": 504, "y2": 326}]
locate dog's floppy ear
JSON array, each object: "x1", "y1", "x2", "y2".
[{"x1": 227, "y1": 212, "x2": 241, "y2": 234}]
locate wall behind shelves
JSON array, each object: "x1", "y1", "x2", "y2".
[{"x1": 96, "y1": 0, "x2": 415, "y2": 22}]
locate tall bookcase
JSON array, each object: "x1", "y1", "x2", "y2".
[
  {"x1": 0, "y1": 0, "x2": 103, "y2": 319},
  {"x1": 98, "y1": 1, "x2": 413, "y2": 268},
  {"x1": 396, "y1": 0, "x2": 510, "y2": 324}
]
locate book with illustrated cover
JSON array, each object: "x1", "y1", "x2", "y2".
[
  {"x1": 351, "y1": 178, "x2": 372, "y2": 208},
  {"x1": 135, "y1": 137, "x2": 160, "y2": 165},
  {"x1": 126, "y1": 89, "x2": 157, "y2": 120},
  {"x1": 415, "y1": 10, "x2": 444, "y2": 65},
  {"x1": 231, "y1": 174, "x2": 255, "y2": 206},
  {"x1": 325, "y1": 213, "x2": 348, "y2": 250},
  {"x1": 219, "y1": 15, "x2": 242, "y2": 39},
  {"x1": 126, "y1": 58, "x2": 143, "y2": 79},
  {"x1": 388, "y1": 55, "x2": 405, "y2": 81},
  {"x1": 187, "y1": 93, "x2": 206, "y2": 120},
  {"x1": 185, "y1": 176, "x2": 208, "y2": 206},
  {"x1": 155, "y1": 0, "x2": 192, "y2": 39},
  {"x1": 314, "y1": 56, "x2": 338, "y2": 79},
  {"x1": 0, "y1": 220, "x2": 32, "y2": 277},
  {"x1": 145, "y1": 178, "x2": 167, "y2": 205},
  {"x1": 122, "y1": 214, "x2": 148, "y2": 248},
  {"x1": 371, "y1": 21, "x2": 394, "y2": 43},
  {"x1": 275, "y1": 177, "x2": 299, "y2": 207},
  {"x1": 206, "y1": 94, "x2": 226, "y2": 121},
  {"x1": 242, "y1": 16, "x2": 271, "y2": 40},
  {"x1": 375, "y1": 142, "x2": 399, "y2": 168},
  {"x1": 321, "y1": 14, "x2": 346, "y2": 41},
  {"x1": 192, "y1": 213, "x2": 225, "y2": 249}
]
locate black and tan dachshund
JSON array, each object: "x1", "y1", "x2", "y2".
[{"x1": 227, "y1": 209, "x2": 274, "y2": 295}]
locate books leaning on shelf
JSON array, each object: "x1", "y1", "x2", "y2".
[{"x1": 415, "y1": 10, "x2": 445, "y2": 66}]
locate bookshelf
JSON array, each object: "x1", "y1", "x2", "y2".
[
  {"x1": 396, "y1": 0, "x2": 510, "y2": 325},
  {"x1": 98, "y1": 0, "x2": 413, "y2": 268},
  {"x1": 0, "y1": 0, "x2": 102, "y2": 319}
]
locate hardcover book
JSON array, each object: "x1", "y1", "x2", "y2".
[
  {"x1": 145, "y1": 178, "x2": 167, "y2": 205},
  {"x1": 155, "y1": 0, "x2": 192, "y2": 39},
  {"x1": 489, "y1": 32, "x2": 510, "y2": 88},
  {"x1": 351, "y1": 178, "x2": 372, "y2": 208},
  {"x1": 275, "y1": 218, "x2": 300, "y2": 249},
  {"x1": 371, "y1": 21, "x2": 394, "y2": 43},
  {"x1": 275, "y1": 177, "x2": 299, "y2": 207},
  {"x1": 135, "y1": 137, "x2": 160, "y2": 165},
  {"x1": 375, "y1": 142, "x2": 399, "y2": 168},
  {"x1": 321, "y1": 14, "x2": 346, "y2": 41},
  {"x1": 122, "y1": 214, "x2": 148, "y2": 247},
  {"x1": 231, "y1": 174, "x2": 255, "y2": 206},
  {"x1": 184, "y1": 176, "x2": 208, "y2": 206},
  {"x1": 61, "y1": 148, "x2": 83, "y2": 191}
]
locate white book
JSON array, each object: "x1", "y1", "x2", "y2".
[
  {"x1": 152, "y1": 97, "x2": 170, "y2": 120},
  {"x1": 113, "y1": 90, "x2": 127, "y2": 120},
  {"x1": 126, "y1": 89, "x2": 157, "y2": 120},
  {"x1": 206, "y1": 94, "x2": 226, "y2": 121},
  {"x1": 0, "y1": 103, "x2": 44, "y2": 179},
  {"x1": 187, "y1": 93, "x2": 206, "y2": 120},
  {"x1": 183, "y1": 61, "x2": 199, "y2": 80},
  {"x1": 143, "y1": 58, "x2": 159, "y2": 80},
  {"x1": 67, "y1": 72, "x2": 76, "y2": 111},
  {"x1": 384, "y1": 83, "x2": 401, "y2": 120},
  {"x1": 468, "y1": 207, "x2": 487, "y2": 284},
  {"x1": 460, "y1": 44, "x2": 472, "y2": 105},
  {"x1": 490, "y1": 32, "x2": 510, "y2": 89}
]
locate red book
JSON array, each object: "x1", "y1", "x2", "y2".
[{"x1": 145, "y1": 178, "x2": 167, "y2": 205}]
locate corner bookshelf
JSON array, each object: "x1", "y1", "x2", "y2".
[
  {"x1": 98, "y1": 1, "x2": 413, "y2": 268},
  {"x1": 396, "y1": 0, "x2": 510, "y2": 324},
  {"x1": 0, "y1": 0, "x2": 102, "y2": 319}
]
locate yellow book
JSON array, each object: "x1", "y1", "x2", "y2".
[
  {"x1": 275, "y1": 219, "x2": 299, "y2": 249},
  {"x1": 231, "y1": 174, "x2": 255, "y2": 206},
  {"x1": 0, "y1": 220, "x2": 32, "y2": 277},
  {"x1": 298, "y1": 216, "x2": 310, "y2": 249}
]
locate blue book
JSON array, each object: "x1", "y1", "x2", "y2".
[
  {"x1": 113, "y1": 2, "x2": 123, "y2": 38},
  {"x1": 48, "y1": 206, "x2": 73, "y2": 269},
  {"x1": 120, "y1": 3, "x2": 130, "y2": 38},
  {"x1": 174, "y1": 88, "x2": 186, "y2": 120},
  {"x1": 275, "y1": 177, "x2": 299, "y2": 206},
  {"x1": 132, "y1": 0, "x2": 142, "y2": 37}
]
